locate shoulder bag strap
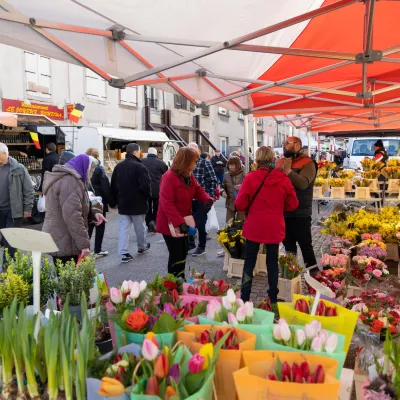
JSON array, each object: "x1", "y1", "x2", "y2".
[{"x1": 247, "y1": 170, "x2": 269, "y2": 213}]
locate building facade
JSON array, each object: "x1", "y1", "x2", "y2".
[{"x1": 0, "y1": 43, "x2": 296, "y2": 154}]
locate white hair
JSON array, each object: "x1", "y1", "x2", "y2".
[
  {"x1": 187, "y1": 142, "x2": 199, "y2": 151},
  {"x1": 148, "y1": 147, "x2": 157, "y2": 155},
  {"x1": 0, "y1": 143, "x2": 8, "y2": 155}
]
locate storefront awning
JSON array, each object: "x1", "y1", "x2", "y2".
[{"x1": 97, "y1": 127, "x2": 171, "y2": 142}]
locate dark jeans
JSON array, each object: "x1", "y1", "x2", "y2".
[
  {"x1": 188, "y1": 200, "x2": 208, "y2": 249},
  {"x1": 0, "y1": 209, "x2": 23, "y2": 267},
  {"x1": 241, "y1": 240, "x2": 279, "y2": 303},
  {"x1": 215, "y1": 173, "x2": 224, "y2": 185},
  {"x1": 146, "y1": 198, "x2": 159, "y2": 226},
  {"x1": 88, "y1": 211, "x2": 107, "y2": 254},
  {"x1": 283, "y1": 217, "x2": 317, "y2": 268},
  {"x1": 163, "y1": 234, "x2": 189, "y2": 278}
]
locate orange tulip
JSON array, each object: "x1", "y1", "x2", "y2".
[
  {"x1": 165, "y1": 386, "x2": 178, "y2": 400},
  {"x1": 154, "y1": 353, "x2": 169, "y2": 379},
  {"x1": 145, "y1": 376, "x2": 159, "y2": 395},
  {"x1": 98, "y1": 377, "x2": 125, "y2": 397}
]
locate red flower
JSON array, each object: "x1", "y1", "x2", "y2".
[
  {"x1": 388, "y1": 324, "x2": 398, "y2": 334},
  {"x1": 214, "y1": 329, "x2": 225, "y2": 345},
  {"x1": 164, "y1": 281, "x2": 178, "y2": 291},
  {"x1": 359, "y1": 314, "x2": 367, "y2": 322},
  {"x1": 171, "y1": 289, "x2": 180, "y2": 303},
  {"x1": 199, "y1": 330, "x2": 211, "y2": 344},
  {"x1": 217, "y1": 280, "x2": 228, "y2": 294},
  {"x1": 370, "y1": 320, "x2": 385, "y2": 333}
]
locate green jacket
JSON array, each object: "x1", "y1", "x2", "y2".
[{"x1": 8, "y1": 157, "x2": 34, "y2": 218}]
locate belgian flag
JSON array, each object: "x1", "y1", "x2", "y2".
[
  {"x1": 69, "y1": 103, "x2": 85, "y2": 123},
  {"x1": 30, "y1": 132, "x2": 41, "y2": 150}
]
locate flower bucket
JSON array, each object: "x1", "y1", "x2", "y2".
[
  {"x1": 355, "y1": 187, "x2": 371, "y2": 200},
  {"x1": 387, "y1": 179, "x2": 399, "y2": 193},
  {"x1": 369, "y1": 178, "x2": 378, "y2": 192},
  {"x1": 344, "y1": 179, "x2": 353, "y2": 192},
  {"x1": 234, "y1": 351, "x2": 340, "y2": 400},
  {"x1": 260, "y1": 325, "x2": 346, "y2": 378},
  {"x1": 198, "y1": 308, "x2": 275, "y2": 349},
  {"x1": 177, "y1": 325, "x2": 256, "y2": 400},
  {"x1": 277, "y1": 294, "x2": 358, "y2": 353},
  {"x1": 330, "y1": 186, "x2": 345, "y2": 199},
  {"x1": 313, "y1": 186, "x2": 324, "y2": 199}
]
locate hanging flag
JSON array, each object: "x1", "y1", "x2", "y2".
[
  {"x1": 30, "y1": 132, "x2": 41, "y2": 149},
  {"x1": 69, "y1": 103, "x2": 85, "y2": 123}
]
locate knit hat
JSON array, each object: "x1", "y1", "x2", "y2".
[{"x1": 374, "y1": 139, "x2": 384, "y2": 148}]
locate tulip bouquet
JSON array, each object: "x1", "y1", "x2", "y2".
[
  {"x1": 382, "y1": 166, "x2": 400, "y2": 179},
  {"x1": 361, "y1": 157, "x2": 384, "y2": 171},
  {"x1": 109, "y1": 279, "x2": 150, "y2": 313},
  {"x1": 306, "y1": 269, "x2": 345, "y2": 296},
  {"x1": 279, "y1": 253, "x2": 303, "y2": 280},
  {"x1": 196, "y1": 327, "x2": 240, "y2": 350},
  {"x1": 354, "y1": 178, "x2": 372, "y2": 187},
  {"x1": 351, "y1": 256, "x2": 390, "y2": 284},
  {"x1": 338, "y1": 170, "x2": 355, "y2": 179},
  {"x1": 314, "y1": 177, "x2": 326, "y2": 187},
  {"x1": 147, "y1": 273, "x2": 185, "y2": 296},
  {"x1": 294, "y1": 298, "x2": 338, "y2": 316},
  {"x1": 183, "y1": 278, "x2": 239, "y2": 297}
]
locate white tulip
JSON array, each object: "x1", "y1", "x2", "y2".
[
  {"x1": 304, "y1": 324, "x2": 316, "y2": 340},
  {"x1": 121, "y1": 280, "x2": 130, "y2": 292},
  {"x1": 236, "y1": 306, "x2": 246, "y2": 322},
  {"x1": 222, "y1": 295, "x2": 232, "y2": 310},
  {"x1": 139, "y1": 280, "x2": 147, "y2": 292},
  {"x1": 130, "y1": 281, "x2": 140, "y2": 299},
  {"x1": 273, "y1": 325, "x2": 282, "y2": 341},
  {"x1": 296, "y1": 329, "x2": 306, "y2": 347},
  {"x1": 325, "y1": 334, "x2": 338, "y2": 354},
  {"x1": 280, "y1": 322, "x2": 291, "y2": 342},
  {"x1": 244, "y1": 302, "x2": 254, "y2": 318},
  {"x1": 226, "y1": 289, "x2": 237, "y2": 304},
  {"x1": 236, "y1": 298, "x2": 244, "y2": 308}
]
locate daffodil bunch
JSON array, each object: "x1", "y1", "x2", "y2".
[
  {"x1": 338, "y1": 170, "x2": 355, "y2": 179},
  {"x1": 382, "y1": 167, "x2": 400, "y2": 179},
  {"x1": 354, "y1": 178, "x2": 371, "y2": 187},
  {"x1": 362, "y1": 170, "x2": 379, "y2": 179},
  {"x1": 314, "y1": 177, "x2": 326, "y2": 187},
  {"x1": 217, "y1": 220, "x2": 245, "y2": 259},
  {"x1": 387, "y1": 159, "x2": 400, "y2": 167},
  {"x1": 328, "y1": 178, "x2": 347, "y2": 187}
]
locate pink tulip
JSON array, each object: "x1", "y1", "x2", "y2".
[
  {"x1": 273, "y1": 325, "x2": 282, "y2": 341},
  {"x1": 311, "y1": 336, "x2": 322, "y2": 352},
  {"x1": 296, "y1": 329, "x2": 306, "y2": 346},
  {"x1": 304, "y1": 324, "x2": 316, "y2": 340},
  {"x1": 130, "y1": 281, "x2": 141, "y2": 299},
  {"x1": 188, "y1": 354, "x2": 205, "y2": 374},
  {"x1": 142, "y1": 339, "x2": 159, "y2": 361},
  {"x1": 310, "y1": 320, "x2": 321, "y2": 333},
  {"x1": 210, "y1": 299, "x2": 221, "y2": 313},
  {"x1": 319, "y1": 331, "x2": 328, "y2": 347},
  {"x1": 236, "y1": 306, "x2": 246, "y2": 322},
  {"x1": 206, "y1": 303, "x2": 216, "y2": 320},
  {"x1": 228, "y1": 312, "x2": 238, "y2": 324},
  {"x1": 244, "y1": 302, "x2": 254, "y2": 318},
  {"x1": 110, "y1": 288, "x2": 122, "y2": 304},
  {"x1": 222, "y1": 296, "x2": 232, "y2": 310},
  {"x1": 127, "y1": 280, "x2": 134, "y2": 289},
  {"x1": 278, "y1": 318, "x2": 287, "y2": 326},
  {"x1": 325, "y1": 334, "x2": 338, "y2": 354},
  {"x1": 236, "y1": 298, "x2": 245, "y2": 307}
]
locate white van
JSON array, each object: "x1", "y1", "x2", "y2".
[{"x1": 344, "y1": 137, "x2": 400, "y2": 169}]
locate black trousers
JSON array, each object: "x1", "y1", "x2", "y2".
[
  {"x1": 0, "y1": 209, "x2": 23, "y2": 267},
  {"x1": 283, "y1": 217, "x2": 317, "y2": 268},
  {"x1": 188, "y1": 200, "x2": 208, "y2": 249},
  {"x1": 146, "y1": 198, "x2": 159, "y2": 226},
  {"x1": 241, "y1": 240, "x2": 279, "y2": 303},
  {"x1": 88, "y1": 211, "x2": 107, "y2": 254},
  {"x1": 163, "y1": 234, "x2": 189, "y2": 278}
]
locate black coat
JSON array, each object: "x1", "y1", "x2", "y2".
[
  {"x1": 141, "y1": 154, "x2": 168, "y2": 199},
  {"x1": 111, "y1": 154, "x2": 151, "y2": 215},
  {"x1": 90, "y1": 164, "x2": 116, "y2": 213},
  {"x1": 211, "y1": 155, "x2": 227, "y2": 174},
  {"x1": 39, "y1": 151, "x2": 59, "y2": 191}
]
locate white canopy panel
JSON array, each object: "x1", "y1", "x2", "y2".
[
  {"x1": 0, "y1": 0, "x2": 323, "y2": 111},
  {"x1": 97, "y1": 127, "x2": 170, "y2": 142}
]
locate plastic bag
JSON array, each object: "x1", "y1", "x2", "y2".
[
  {"x1": 37, "y1": 195, "x2": 45, "y2": 213},
  {"x1": 205, "y1": 205, "x2": 219, "y2": 232}
]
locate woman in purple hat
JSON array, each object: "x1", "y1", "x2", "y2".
[{"x1": 42, "y1": 153, "x2": 106, "y2": 266}]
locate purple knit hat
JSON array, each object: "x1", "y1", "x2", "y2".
[{"x1": 66, "y1": 154, "x2": 90, "y2": 181}]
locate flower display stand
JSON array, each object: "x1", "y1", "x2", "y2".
[
  {"x1": 355, "y1": 187, "x2": 370, "y2": 200},
  {"x1": 385, "y1": 243, "x2": 399, "y2": 262},
  {"x1": 344, "y1": 180, "x2": 353, "y2": 192},
  {"x1": 346, "y1": 285, "x2": 362, "y2": 297},
  {"x1": 313, "y1": 186, "x2": 324, "y2": 199},
  {"x1": 387, "y1": 179, "x2": 399, "y2": 193},
  {"x1": 277, "y1": 275, "x2": 302, "y2": 302},
  {"x1": 330, "y1": 186, "x2": 346, "y2": 199},
  {"x1": 226, "y1": 256, "x2": 245, "y2": 278},
  {"x1": 368, "y1": 179, "x2": 378, "y2": 192}
]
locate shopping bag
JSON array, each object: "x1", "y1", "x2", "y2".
[
  {"x1": 198, "y1": 308, "x2": 275, "y2": 349},
  {"x1": 278, "y1": 294, "x2": 358, "y2": 353},
  {"x1": 234, "y1": 350, "x2": 340, "y2": 400},
  {"x1": 205, "y1": 205, "x2": 219, "y2": 232},
  {"x1": 260, "y1": 325, "x2": 346, "y2": 378},
  {"x1": 37, "y1": 195, "x2": 45, "y2": 212},
  {"x1": 177, "y1": 324, "x2": 256, "y2": 400}
]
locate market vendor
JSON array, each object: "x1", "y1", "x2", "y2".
[{"x1": 373, "y1": 139, "x2": 389, "y2": 165}]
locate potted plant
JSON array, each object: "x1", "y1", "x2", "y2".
[
  {"x1": 278, "y1": 253, "x2": 304, "y2": 301},
  {"x1": 0, "y1": 266, "x2": 30, "y2": 314},
  {"x1": 95, "y1": 277, "x2": 113, "y2": 354},
  {"x1": 56, "y1": 255, "x2": 97, "y2": 320}
]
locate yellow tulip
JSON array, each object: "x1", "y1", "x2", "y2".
[
  {"x1": 98, "y1": 377, "x2": 125, "y2": 397},
  {"x1": 163, "y1": 345, "x2": 169, "y2": 357},
  {"x1": 145, "y1": 332, "x2": 159, "y2": 348},
  {"x1": 199, "y1": 343, "x2": 214, "y2": 370}
]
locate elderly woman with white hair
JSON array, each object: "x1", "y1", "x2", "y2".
[{"x1": 42, "y1": 153, "x2": 106, "y2": 266}]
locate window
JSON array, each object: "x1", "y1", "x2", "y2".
[
  {"x1": 174, "y1": 94, "x2": 188, "y2": 110},
  {"x1": 257, "y1": 118, "x2": 263, "y2": 126},
  {"x1": 218, "y1": 107, "x2": 229, "y2": 116},
  {"x1": 219, "y1": 137, "x2": 228, "y2": 155},
  {"x1": 145, "y1": 86, "x2": 158, "y2": 109},
  {"x1": 239, "y1": 139, "x2": 244, "y2": 147},
  {"x1": 238, "y1": 113, "x2": 244, "y2": 120},
  {"x1": 120, "y1": 86, "x2": 137, "y2": 107},
  {"x1": 25, "y1": 52, "x2": 51, "y2": 98},
  {"x1": 201, "y1": 105, "x2": 210, "y2": 117},
  {"x1": 85, "y1": 69, "x2": 107, "y2": 100},
  {"x1": 190, "y1": 102, "x2": 196, "y2": 112},
  {"x1": 351, "y1": 139, "x2": 400, "y2": 156}
]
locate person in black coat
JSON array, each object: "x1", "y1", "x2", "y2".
[
  {"x1": 111, "y1": 143, "x2": 151, "y2": 263},
  {"x1": 39, "y1": 142, "x2": 59, "y2": 192},
  {"x1": 211, "y1": 150, "x2": 227, "y2": 185},
  {"x1": 85, "y1": 148, "x2": 116, "y2": 257},
  {"x1": 141, "y1": 147, "x2": 168, "y2": 232}
]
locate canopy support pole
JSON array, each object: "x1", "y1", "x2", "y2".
[
  {"x1": 307, "y1": 130, "x2": 312, "y2": 157},
  {"x1": 244, "y1": 113, "x2": 250, "y2": 174},
  {"x1": 317, "y1": 135, "x2": 321, "y2": 161},
  {"x1": 252, "y1": 118, "x2": 258, "y2": 155}
]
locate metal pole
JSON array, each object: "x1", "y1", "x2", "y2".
[
  {"x1": 244, "y1": 114, "x2": 250, "y2": 174},
  {"x1": 317, "y1": 135, "x2": 321, "y2": 161},
  {"x1": 307, "y1": 130, "x2": 312, "y2": 157},
  {"x1": 252, "y1": 117, "x2": 258, "y2": 154}
]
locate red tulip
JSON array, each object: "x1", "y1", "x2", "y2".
[
  {"x1": 292, "y1": 363, "x2": 300, "y2": 379},
  {"x1": 171, "y1": 289, "x2": 180, "y2": 303},
  {"x1": 281, "y1": 361, "x2": 291, "y2": 382},
  {"x1": 314, "y1": 365, "x2": 325, "y2": 383},
  {"x1": 295, "y1": 299, "x2": 310, "y2": 314},
  {"x1": 145, "y1": 376, "x2": 159, "y2": 395},
  {"x1": 326, "y1": 307, "x2": 334, "y2": 317},
  {"x1": 294, "y1": 371, "x2": 303, "y2": 383},
  {"x1": 214, "y1": 329, "x2": 225, "y2": 345},
  {"x1": 332, "y1": 307, "x2": 337, "y2": 316},
  {"x1": 164, "y1": 281, "x2": 178, "y2": 291},
  {"x1": 200, "y1": 330, "x2": 211, "y2": 345},
  {"x1": 300, "y1": 362, "x2": 310, "y2": 380},
  {"x1": 154, "y1": 354, "x2": 169, "y2": 379},
  {"x1": 268, "y1": 374, "x2": 277, "y2": 381},
  {"x1": 307, "y1": 375, "x2": 315, "y2": 384},
  {"x1": 218, "y1": 280, "x2": 228, "y2": 294}
]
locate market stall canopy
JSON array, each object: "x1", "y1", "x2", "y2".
[
  {"x1": 0, "y1": 112, "x2": 58, "y2": 128},
  {"x1": 96, "y1": 127, "x2": 171, "y2": 142},
  {"x1": 0, "y1": 112, "x2": 17, "y2": 127},
  {"x1": 0, "y1": 0, "x2": 399, "y2": 132}
]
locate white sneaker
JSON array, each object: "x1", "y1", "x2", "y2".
[
  {"x1": 217, "y1": 250, "x2": 225, "y2": 257},
  {"x1": 95, "y1": 250, "x2": 109, "y2": 258}
]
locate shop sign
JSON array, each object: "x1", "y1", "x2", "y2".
[{"x1": 1, "y1": 98, "x2": 65, "y2": 120}]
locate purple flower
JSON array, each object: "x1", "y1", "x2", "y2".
[
  {"x1": 148, "y1": 312, "x2": 161, "y2": 330},
  {"x1": 167, "y1": 363, "x2": 180, "y2": 384},
  {"x1": 163, "y1": 303, "x2": 178, "y2": 319}
]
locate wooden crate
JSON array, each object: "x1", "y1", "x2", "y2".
[
  {"x1": 347, "y1": 285, "x2": 362, "y2": 297},
  {"x1": 388, "y1": 179, "x2": 399, "y2": 193},
  {"x1": 313, "y1": 186, "x2": 324, "y2": 198},
  {"x1": 226, "y1": 257, "x2": 245, "y2": 278},
  {"x1": 344, "y1": 179, "x2": 353, "y2": 192},
  {"x1": 278, "y1": 275, "x2": 302, "y2": 302},
  {"x1": 330, "y1": 186, "x2": 346, "y2": 199},
  {"x1": 355, "y1": 187, "x2": 370, "y2": 200},
  {"x1": 369, "y1": 178, "x2": 378, "y2": 192},
  {"x1": 385, "y1": 243, "x2": 399, "y2": 262}
]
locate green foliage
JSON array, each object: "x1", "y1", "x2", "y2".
[
  {"x1": 5, "y1": 249, "x2": 56, "y2": 307},
  {"x1": 0, "y1": 267, "x2": 30, "y2": 312},
  {"x1": 56, "y1": 256, "x2": 97, "y2": 306}
]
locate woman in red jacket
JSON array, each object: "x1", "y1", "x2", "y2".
[
  {"x1": 235, "y1": 146, "x2": 299, "y2": 303},
  {"x1": 157, "y1": 147, "x2": 212, "y2": 277}
]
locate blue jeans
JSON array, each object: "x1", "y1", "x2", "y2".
[
  {"x1": 189, "y1": 200, "x2": 208, "y2": 249},
  {"x1": 241, "y1": 240, "x2": 279, "y2": 303},
  {"x1": 215, "y1": 173, "x2": 224, "y2": 185},
  {"x1": 118, "y1": 214, "x2": 147, "y2": 254}
]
